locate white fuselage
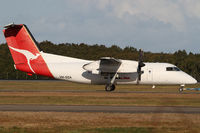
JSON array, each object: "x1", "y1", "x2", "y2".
[{"x1": 41, "y1": 52, "x2": 197, "y2": 85}]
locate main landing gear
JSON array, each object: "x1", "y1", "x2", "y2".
[
  {"x1": 105, "y1": 72, "x2": 118, "y2": 92},
  {"x1": 105, "y1": 84, "x2": 116, "y2": 91}
]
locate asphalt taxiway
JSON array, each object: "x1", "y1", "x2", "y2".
[{"x1": 0, "y1": 105, "x2": 199, "y2": 114}]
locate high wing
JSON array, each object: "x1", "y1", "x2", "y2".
[
  {"x1": 99, "y1": 57, "x2": 122, "y2": 73},
  {"x1": 83, "y1": 57, "x2": 138, "y2": 74},
  {"x1": 83, "y1": 57, "x2": 122, "y2": 74}
]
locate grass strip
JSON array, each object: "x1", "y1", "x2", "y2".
[{"x1": 0, "y1": 95, "x2": 199, "y2": 106}]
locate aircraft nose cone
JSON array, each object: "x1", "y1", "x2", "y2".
[
  {"x1": 186, "y1": 75, "x2": 197, "y2": 84},
  {"x1": 181, "y1": 73, "x2": 197, "y2": 84},
  {"x1": 189, "y1": 77, "x2": 197, "y2": 84}
]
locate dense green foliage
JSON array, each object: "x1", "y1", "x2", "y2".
[{"x1": 0, "y1": 41, "x2": 199, "y2": 81}]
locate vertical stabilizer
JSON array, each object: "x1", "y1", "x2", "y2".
[{"x1": 3, "y1": 23, "x2": 53, "y2": 77}]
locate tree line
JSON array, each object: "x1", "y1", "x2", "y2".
[{"x1": 0, "y1": 41, "x2": 199, "y2": 81}]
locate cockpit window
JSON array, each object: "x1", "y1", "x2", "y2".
[
  {"x1": 166, "y1": 67, "x2": 173, "y2": 71},
  {"x1": 166, "y1": 67, "x2": 180, "y2": 71},
  {"x1": 174, "y1": 67, "x2": 180, "y2": 71}
]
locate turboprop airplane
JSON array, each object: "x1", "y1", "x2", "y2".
[{"x1": 2, "y1": 23, "x2": 197, "y2": 91}]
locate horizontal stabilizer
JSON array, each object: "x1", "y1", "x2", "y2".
[{"x1": 4, "y1": 23, "x2": 19, "y2": 29}]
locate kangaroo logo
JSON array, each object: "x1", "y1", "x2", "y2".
[{"x1": 9, "y1": 46, "x2": 40, "y2": 74}]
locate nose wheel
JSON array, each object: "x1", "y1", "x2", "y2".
[
  {"x1": 179, "y1": 84, "x2": 185, "y2": 92},
  {"x1": 105, "y1": 84, "x2": 115, "y2": 91},
  {"x1": 179, "y1": 87, "x2": 183, "y2": 92}
]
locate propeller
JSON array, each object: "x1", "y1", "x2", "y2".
[{"x1": 137, "y1": 49, "x2": 145, "y2": 84}]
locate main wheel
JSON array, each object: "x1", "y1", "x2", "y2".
[
  {"x1": 105, "y1": 84, "x2": 115, "y2": 92},
  {"x1": 110, "y1": 84, "x2": 115, "y2": 91}
]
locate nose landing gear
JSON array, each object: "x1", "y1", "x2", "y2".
[{"x1": 179, "y1": 84, "x2": 185, "y2": 92}]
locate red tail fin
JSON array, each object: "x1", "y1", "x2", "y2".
[{"x1": 3, "y1": 23, "x2": 53, "y2": 77}]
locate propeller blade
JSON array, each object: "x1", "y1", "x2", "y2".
[{"x1": 137, "y1": 49, "x2": 145, "y2": 83}]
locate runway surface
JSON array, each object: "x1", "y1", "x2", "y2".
[
  {"x1": 0, "y1": 104, "x2": 200, "y2": 114},
  {"x1": 0, "y1": 89, "x2": 199, "y2": 94}
]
